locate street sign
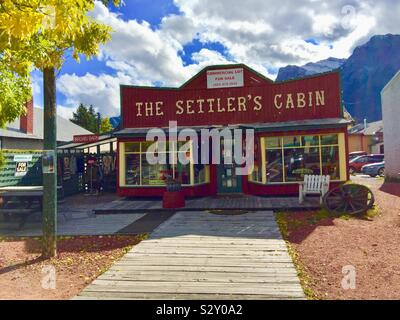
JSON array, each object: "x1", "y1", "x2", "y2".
[{"x1": 73, "y1": 134, "x2": 99, "y2": 143}]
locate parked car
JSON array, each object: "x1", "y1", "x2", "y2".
[
  {"x1": 361, "y1": 161, "x2": 385, "y2": 177},
  {"x1": 349, "y1": 151, "x2": 367, "y2": 161},
  {"x1": 349, "y1": 154, "x2": 384, "y2": 174}
]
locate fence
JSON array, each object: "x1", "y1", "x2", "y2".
[{"x1": 0, "y1": 150, "x2": 117, "y2": 195}]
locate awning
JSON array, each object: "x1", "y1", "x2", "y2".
[
  {"x1": 58, "y1": 134, "x2": 116, "y2": 150},
  {"x1": 240, "y1": 118, "x2": 351, "y2": 132},
  {"x1": 113, "y1": 118, "x2": 350, "y2": 137},
  {"x1": 114, "y1": 126, "x2": 218, "y2": 138}
]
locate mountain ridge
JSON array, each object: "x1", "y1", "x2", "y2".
[{"x1": 276, "y1": 34, "x2": 400, "y2": 122}]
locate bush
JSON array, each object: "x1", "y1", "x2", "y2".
[{"x1": 0, "y1": 151, "x2": 5, "y2": 170}]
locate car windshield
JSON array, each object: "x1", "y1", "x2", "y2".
[{"x1": 350, "y1": 156, "x2": 364, "y2": 163}]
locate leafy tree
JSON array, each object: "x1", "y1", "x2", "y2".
[
  {"x1": 100, "y1": 117, "x2": 113, "y2": 133},
  {"x1": 0, "y1": 62, "x2": 32, "y2": 128},
  {"x1": 0, "y1": 0, "x2": 120, "y2": 124},
  {"x1": 0, "y1": 0, "x2": 120, "y2": 257},
  {"x1": 70, "y1": 103, "x2": 99, "y2": 133},
  {"x1": 71, "y1": 104, "x2": 114, "y2": 134}
]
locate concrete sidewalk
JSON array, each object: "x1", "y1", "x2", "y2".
[{"x1": 0, "y1": 193, "x2": 146, "y2": 237}]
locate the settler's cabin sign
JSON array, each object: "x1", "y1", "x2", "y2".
[{"x1": 121, "y1": 65, "x2": 342, "y2": 128}]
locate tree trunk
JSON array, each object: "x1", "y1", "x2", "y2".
[{"x1": 42, "y1": 67, "x2": 57, "y2": 258}]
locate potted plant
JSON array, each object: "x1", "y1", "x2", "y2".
[{"x1": 162, "y1": 175, "x2": 185, "y2": 209}]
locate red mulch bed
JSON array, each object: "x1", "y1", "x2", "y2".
[
  {"x1": 283, "y1": 177, "x2": 400, "y2": 300},
  {"x1": 0, "y1": 235, "x2": 142, "y2": 300}
]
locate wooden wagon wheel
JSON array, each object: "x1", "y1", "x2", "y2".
[{"x1": 323, "y1": 184, "x2": 374, "y2": 215}]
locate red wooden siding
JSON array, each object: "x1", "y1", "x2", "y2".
[{"x1": 121, "y1": 67, "x2": 341, "y2": 129}]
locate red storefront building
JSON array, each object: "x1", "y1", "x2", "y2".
[{"x1": 115, "y1": 64, "x2": 349, "y2": 198}]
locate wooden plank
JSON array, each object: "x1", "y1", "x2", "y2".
[
  {"x1": 75, "y1": 291, "x2": 305, "y2": 300},
  {"x1": 143, "y1": 239, "x2": 286, "y2": 244},
  {"x1": 123, "y1": 251, "x2": 292, "y2": 256},
  {"x1": 98, "y1": 274, "x2": 300, "y2": 283},
  {"x1": 84, "y1": 284, "x2": 305, "y2": 295},
  {"x1": 114, "y1": 260, "x2": 294, "y2": 267},
  {"x1": 136, "y1": 243, "x2": 288, "y2": 248},
  {"x1": 107, "y1": 265, "x2": 297, "y2": 273},
  {"x1": 99, "y1": 270, "x2": 298, "y2": 278},
  {"x1": 77, "y1": 210, "x2": 305, "y2": 300},
  {"x1": 128, "y1": 249, "x2": 291, "y2": 255}
]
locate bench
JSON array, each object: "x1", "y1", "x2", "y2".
[
  {"x1": 299, "y1": 175, "x2": 330, "y2": 204},
  {"x1": 0, "y1": 207, "x2": 41, "y2": 229},
  {"x1": 0, "y1": 186, "x2": 68, "y2": 229}
]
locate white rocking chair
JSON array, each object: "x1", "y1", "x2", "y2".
[{"x1": 299, "y1": 175, "x2": 330, "y2": 204}]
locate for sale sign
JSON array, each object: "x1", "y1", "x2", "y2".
[
  {"x1": 15, "y1": 162, "x2": 28, "y2": 177},
  {"x1": 207, "y1": 68, "x2": 244, "y2": 89}
]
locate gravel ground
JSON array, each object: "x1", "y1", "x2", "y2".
[
  {"x1": 282, "y1": 175, "x2": 400, "y2": 300},
  {"x1": 0, "y1": 236, "x2": 142, "y2": 300}
]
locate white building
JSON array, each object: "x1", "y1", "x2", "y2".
[{"x1": 381, "y1": 70, "x2": 400, "y2": 182}]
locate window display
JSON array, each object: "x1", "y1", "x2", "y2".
[
  {"x1": 123, "y1": 141, "x2": 208, "y2": 186},
  {"x1": 261, "y1": 134, "x2": 341, "y2": 184}
]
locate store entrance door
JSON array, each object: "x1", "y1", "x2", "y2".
[{"x1": 217, "y1": 138, "x2": 242, "y2": 194}]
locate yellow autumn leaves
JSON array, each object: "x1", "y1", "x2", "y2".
[
  {"x1": 0, "y1": 0, "x2": 119, "y2": 127},
  {"x1": 0, "y1": 0, "x2": 116, "y2": 71}
]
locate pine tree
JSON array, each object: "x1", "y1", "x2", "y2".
[{"x1": 70, "y1": 104, "x2": 99, "y2": 133}]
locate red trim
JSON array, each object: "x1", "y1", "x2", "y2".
[
  {"x1": 73, "y1": 135, "x2": 99, "y2": 143},
  {"x1": 117, "y1": 183, "x2": 214, "y2": 198},
  {"x1": 117, "y1": 127, "x2": 348, "y2": 198},
  {"x1": 121, "y1": 71, "x2": 341, "y2": 129}
]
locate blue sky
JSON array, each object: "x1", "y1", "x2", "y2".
[
  {"x1": 31, "y1": 0, "x2": 400, "y2": 119},
  {"x1": 111, "y1": 0, "x2": 180, "y2": 26}
]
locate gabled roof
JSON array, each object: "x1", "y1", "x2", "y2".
[
  {"x1": 0, "y1": 107, "x2": 92, "y2": 142},
  {"x1": 348, "y1": 120, "x2": 383, "y2": 135},
  {"x1": 180, "y1": 64, "x2": 274, "y2": 88},
  {"x1": 120, "y1": 63, "x2": 275, "y2": 91},
  {"x1": 363, "y1": 120, "x2": 383, "y2": 135}
]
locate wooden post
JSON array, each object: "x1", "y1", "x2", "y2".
[{"x1": 42, "y1": 67, "x2": 57, "y2": 258}]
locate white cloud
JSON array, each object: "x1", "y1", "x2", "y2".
[
  {"x1": 56, "y1": 105, "x2": 75, "y2": 120},
  {"x1": 57, "y1": 72, "x2": 128, "y2": 116},
  {"x1": 47, "y1": 0, "x2": 399, "y2": 117}
]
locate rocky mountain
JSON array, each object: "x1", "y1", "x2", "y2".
[
  {"x1": 109, "y1": 116, "x2": 121, "y2": 129},
  {"x1": 276, "y1": 57, "x2": 346, "y2": 82},
  {"x1": 276, "y1": 34, "x2": 400, "y2": 122}
]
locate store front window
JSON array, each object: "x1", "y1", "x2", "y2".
[
  {"x1": 121, "y1": 141, "x2": 209, "y2": 187},
  {"x1": 249, "y1": 133, "x2": 344, "y2": 184}
]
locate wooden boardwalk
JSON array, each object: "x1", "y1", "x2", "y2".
[
  {"x1": 77, "y1": 211, "x2": 305, "y2": 300},
  {"x1": 94, "y1": 195, "x2": 320, "y2": 214}
]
